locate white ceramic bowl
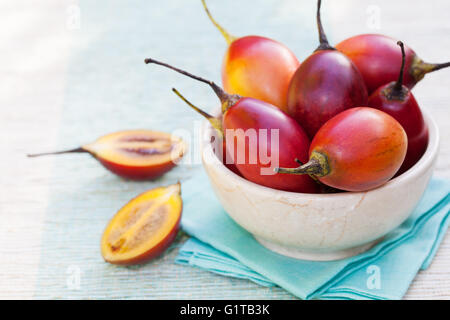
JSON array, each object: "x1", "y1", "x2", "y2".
[{"x1": 201, "y1": 110, "x2": 439, "y2": 261}]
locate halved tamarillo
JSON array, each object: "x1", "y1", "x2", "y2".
[
  {"x1": 368, "y1": 41, "x2": 429, "y2": 175},
  {"x1": 28, "y1": 130, "x2": 186, "y2": 180},
  {"x1": 101, "y1": 183, "x2": 182, "y2": 265},
  {"x1": 276, "y1": 107, "x2": 408, "y2": 192},
  {"x1": 201, "y1": 0, "x2": 299, "y2": 111},
  {"x1": 286, "y1": 0, "x2": 368, "y2": 138},
  {"x1": 336, "y1": 34, "x2": 450, "y2": 94},
  {"x1": 144, "y1": 57, "x2": 318, "y2": 193}
]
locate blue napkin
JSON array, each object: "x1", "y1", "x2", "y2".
[{"x1": 176, "y1": 170, "x2": 450, "y2": 300}]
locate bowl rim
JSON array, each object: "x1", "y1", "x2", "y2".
[{"x1": 201, "y1": 108, "x2": 439, "y2": 198}]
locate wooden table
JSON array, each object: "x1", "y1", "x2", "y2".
[{"x1": 1, "y1": 0, "x2": 448, "y2": 299}]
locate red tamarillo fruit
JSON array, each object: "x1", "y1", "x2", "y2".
[
  {"x1": 368, "y1": 41, "x2": 428, "y2": 175},
  {"x1": 336, "y1": 34, "x2": 450, "y2": 94},
  {"x1": 276, "y1": 107, "x2": 408, "y2": 192},
  {"x1": 201, "y1": 0, "x2": 299, "y2": 111},
  {"x1": 286, "y1": 0, "x2": 368, "y2": 138}
]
